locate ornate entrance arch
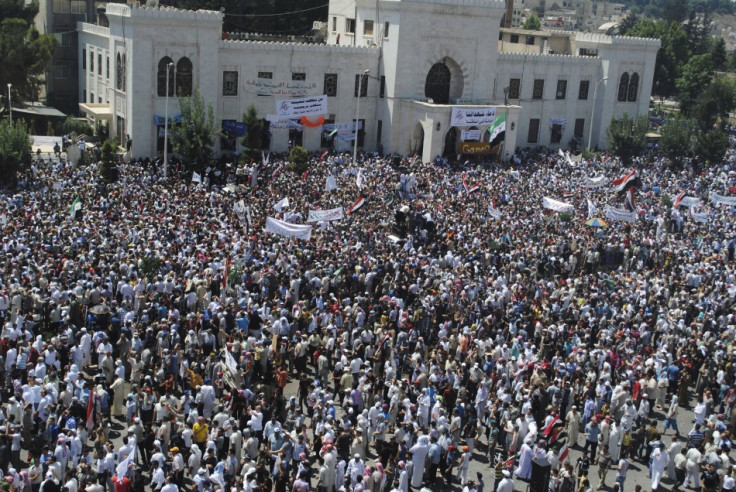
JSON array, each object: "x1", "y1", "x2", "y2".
[{"x1": 424, "y1": 58, "x2": 464, "y2": 104}]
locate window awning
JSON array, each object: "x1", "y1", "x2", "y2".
[
  {"x1": 13, "y1": 104, "x2": 66, "y2": 118},
  {"x1": 79, "y1": 103, "x2": 113, "y2": 121}
]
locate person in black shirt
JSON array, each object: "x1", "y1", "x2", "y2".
[
  {"x1": 701, "y1": 463, "x2": 720, "y2": 492},
  {"x1": 576, "y1": 450, "x2": 591, "y2": 478}
]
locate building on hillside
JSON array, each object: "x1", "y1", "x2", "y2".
[{"x1": 77, "y1": 0, "x2": 659, "y2": 163}]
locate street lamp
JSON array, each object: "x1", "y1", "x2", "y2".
[
  {"x1": 7, "y1": 84, "x2": 11, "y2": 127},
  {"x1": 353, "y1": 69, "x2": 370, "y2": 166},
  {"x1": 587, "y1": 76, "x2": 608, "y2": 150},
  {"x1": 163, "y1": 62, "x2": 174, "y2": 177}
]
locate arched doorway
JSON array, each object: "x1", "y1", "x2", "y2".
[
  {"x1": 443, "y1": 127, "x2": 458, "y2": 157},
  {"x1": 412, "y1": 123, "x2": 424, "y2": 156},
  {"x1": 425, "y1": 63, "x2": 451, "y2": 104}
]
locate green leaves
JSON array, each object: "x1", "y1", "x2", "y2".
[
  {"x1": 99, "y1": 139, "x2": 119, "y2": 183},
  {"x1": 659, "y1": 115, "x2": 698, "y2": 162},
  {"x1": 606, "y1": 113, "x2": 649, "y2": 165},
  {"x1": 241, "y1": 104, "x2": 263, "y2": 150},
  {"x1": 0, "y1": 119, "x2": 31, "y2": 186},
  {"x1": 522, "y1": 14, "x2": 541, "y2": 31},
  {"x1": 169, "y1": 86, "x2": 219, "y2": 170}
]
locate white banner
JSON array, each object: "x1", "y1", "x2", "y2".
[
  {"x1": 276, "y1": 95, "x2": 327, "y2": 119},
  {"x1": 542, "y1": 197, "x2": 575, "y2": 213},
  {"x1": 604, "y1": 204, "x2": 637, "y2": 222},
  {"x1": 550, "y1": 117, "x2": 567, "y2": 125},
  {"x1": 487, "y1": 205, "x2": 501, "y2": 220},
  {"x1": 450, "y1": 107, "x2": 497, "y2": 126},
  {"x1": 673, "y1": 195, "x2": 701, "y2": 208},
  {"x1": 191, "y1": 172, "x2": 202, "y2": 184},
  {"x1": 711, "y1": 192, "x2": 736, "y2": 207},
  {"x1": 582, "y1": 176, "x2": 608, "y2": 188},
  {"x1": 690, "y1": 208, "x2": 709, "y2": 223},
  {"x1": 324, "y1": 122, "x2": 363, "y2": 132},
  {"x1": 307, "y1": 207, "x2": 344, "y2": 222},
  {"x1": 265, "y1": 217, "x2": 312, "y2": 241},
  {"x1": 461, "y1": 129, "x2": 482, "y2": 141},
  {"x1": 325, "y1": 175, "x2": 338, "y2": 191},
  {"x1": 269, "y1": 120, "x2": 303, "y2": 130},
  {"x1": 245, "y1": 79, "x2": 317, "y2": 97}
]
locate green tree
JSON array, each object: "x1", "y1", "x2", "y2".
[
  {"x1": 0, "y1": 119, "x2": 31, "y2": 186},
  {"x1": 676, "y1": 54, "x2": 714, "y2": 115},
  {"x1": 288, "y1": 146, "x2": 309, "y2": 174},
  {"x1": 617, "y1": 12, "x2": 639, "y2": 34},
  {"x1": 695, "y1": 76, "x2": 736, "y2": 129},
  {"x1": 523, "y1": 14, "x2": 541, "y2": 30},
  {"x1": 658, "y1": 115, "x2": 698, "y2": 163},
  {"x1": 0, "y1": 1, "x2": 59, "y2": 107},
  {"x1": 694, "y1": 127, "x2": 729, "y2": 164},
  {"x1": 661, "y1": 0, "x2": 688, "y2": 23},
  {"x1": 710, "y1": 37, "x2": 727, "y2": 71},
  {"x1": 169, "y1": 86, "x2": 219, "y2": 170},
  {"x1": 241, "y1": 104, "x2": 263, "y2": 150},
  {"x1": 606, "y1": 113, "x2": 648, "y2": 165},
  {"x1": 99, "y1": 139, "x2": 118, "y2": 183},
  {"x1": 626, "y1": 20, "x2": 690, "y2": 98},
  {"x1": 58, "y1": 116, "x2": 94, "y2": 137}
]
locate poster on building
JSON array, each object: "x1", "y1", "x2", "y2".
[
  {"x1": 461, "y1": 129, "x2": 481, "y2": 141},
  {"x1": 450, "y1": 107, "x2": 497, "y2": 126},
  {"x1": 276, "y1": 95, "x2": 328, "y2": 119},
  {"x1": 245, "y1": 79, "x2": 318, "y2": 97},
  {"x1": 459, "y1": 141, "x2": 493, "y2": 155}
]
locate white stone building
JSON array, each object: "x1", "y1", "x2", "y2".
[{"x1": 77, "y1": 0, "x2": 659, "y2": 162}]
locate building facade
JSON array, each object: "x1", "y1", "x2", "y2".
[{"x1": 77, "y1": 0, "x2": 659, "y2": 162}]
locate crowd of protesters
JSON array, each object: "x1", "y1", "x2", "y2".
[{"x1": 0, "y1": 141, "x2": 736, "y2": 492}]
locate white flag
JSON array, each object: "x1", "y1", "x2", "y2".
[
  {"x1": 224, "y1": 348, "x2": 238, "y2": 375},
  {"x1": 487, "y1": 205, "x2": 501, "y2": 220},
  {"x1": 274, "y1": 197, "x2": 289, "y2": 212},
  {"x1": 356, "y1": 169, "x2": 364, "y2": 190},
  {"x1": 262, "y1": 151, "x2": 270, "y2": 165},
  {"x1": 587, "y1": 198, "x2": 597, "y2": 219},
  {"x1": 191, "y1": 171, "x2": 202, "y2": 184},
  {"x1": 325, "y1": 174, "x2": 338, "y2": 192}
]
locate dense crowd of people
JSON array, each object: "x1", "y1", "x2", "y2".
[{"x1": 1, "y1": 142, "x2": 736, "y2": 492}]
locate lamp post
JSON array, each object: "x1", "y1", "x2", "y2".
[
  {"x1": 163, "y1": 62, "x2": 174, "y2": 176},
  {"x1": 7, "y1": 84, "x2": 11, "y2": 127},
  {"x1": 353, "y1": 68, "x2": 370, "y2": 166},
  {"x1": 587, "y1": 76, "x2": 608, "y2": 150}
]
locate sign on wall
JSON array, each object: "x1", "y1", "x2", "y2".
[
  {"x1": 459, "y1": 141, "x2": 493, "y2": 155},
  {"x1": 245, "y1": 79, "x2": 318, "y2": 97},
  {"x1": 461, "y1": 129, "x2": 481, "y2": 141},
  {"x1": 276, "y1": 95, "x2": 328, "y2": 119},
  {"x1": 450, "y1": 107, "x2": 497, "y2": 126}
]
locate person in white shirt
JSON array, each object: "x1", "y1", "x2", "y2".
[{"x1": 149, "y1": 461, "x2": 165, "y2": 491}]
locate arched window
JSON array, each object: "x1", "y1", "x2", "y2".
[
  {"x1": 176, "y1": 57, "x2": 193, "y2": 97},
  {"x1": 116, "y1": 53, "x2": 126, "y2": 91},
  {"x1": 157, "y1": 57, "x2": 174, "y2": 97},
  {"x1": 617, "y1": 72, "x2": 629, "y2": 102},
  {"x1": 425, "y1": 62, "x2": 451, "y2": 105},
  {"x1": 627, "y1": 72, "x2": 639, "y2": 102}
]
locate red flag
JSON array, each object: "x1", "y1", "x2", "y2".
[
  {"x1": 86, "y1": 389, "x2": 95, "y2": 429},
  {"x1": 557, "y1": 442, "x2": 569, "y2": 463},
  {"x1": 320, "y1": 149, "x2": 329, "y2": 160},
  {"x1": 504, "y1": 457, "x2": 515, "y2": 468},
  {"x1": 549, "y1": 427, "x2": 563, "y2": 444},
  {"x1": 302, "y1": 170, "x2": 309, "y2": 180},
  {"x1": 612, "y1": 170, "x2": 637, "y2": 192},
  {"x1": 543, "y1": 415, "x2": 560, "y2": 436},
  {"x1": 625, "y1": 187, "x2": 636, "y2": 212},
  {"x1": 409, "y1": 154, "x2": 418, "y2": 166},
  {"x1": 347, "y1": 197, "x2": 365, "y2": 215},
  {"x1": 673, "y1": 190, "x2": 685, "y2": 208},
  {"x1": 462, "y1": 173, "x2": 479, "y2": 194}
]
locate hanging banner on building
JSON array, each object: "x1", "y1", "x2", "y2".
[
  {"x1": 276, "y1": 95, "x2": 328, "y2": 119},
  {"x1": 459, "y1": 141, "x2": 493, "y2": 155},
  {"x1": 307, "y1": 207, "x2": 344, "y2": 222},
  {"x1": 461, "y1": 129, "x2": 481, "y2": 141},
  {"x1": 550, "y1": 117, "x2": 568, "y2": 126},
  {"x1": 246, "y1": 79, "x2": 318, "y2": 97},
  {"x1": 269, "y1": 120, "x2": 303, "y2": 131},
  {"x1": 323, "y1": 122, "x2": 363, "y2": 133},
  {"x1": 450, "y1": 107, "x2": 497, "y2": 126}
]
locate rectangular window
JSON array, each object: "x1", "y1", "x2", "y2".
[
  {"x1": 332, "y1": 16, "x2": 337, "y2": 32},
  {"x1": 384, "y1": 21, "x2": 390, "y2": 37},
  {"x1": 223, "y1": 71, "x2": 238, "y2": 96},
  {"x1": 380, "y1": 76, "x2": 385, "y2": 98},
  {"x1": 357, "y1": 118, "x2": 365, "y2": 147},
  {"x1": 528, "y1": 118, "x2": 540, "y2": 143},
  {"x1": 574, "y1": 118, "x2": 585, "y2": 139},
  {"x1": 60, "y1": 34, "x2": 71, "y2": 47},
  {"x1": 53, "y1": 0, "x2": 70, "y2": 13},
  {"x1": 83, "y1": 90, "x2": 86, "y2": 103},
  {"x1": 98, "y1": 96, "x2": 102, "y2": 103},
  {"x1": 510, "y1": 34, "x2": 519, "y2": 43},
  {"x1": 508, "y1": 78, "x2": 520, "y2": 99},
  {"x1": 551, "y1": 124, "x2": 563, "y2": 144},
  {"x1": 346, "y1": 18, "x2": 356, "y2": 34},
  {"x1": 376, "y1": 119, "x2": 382, "y2": 146},
  {"x1": 324, "y1": 73, "x2": 338, "y2": 97},
  {"x1": 578, "y1": 80, "x2": 589, "y2": 100},
  {"x1": 526, "y1": 35, "x2": 535, "y2": 45},
  {"x1": 90, "y1": 52, "x2": 94, "y2": 73},
  {"x1": 98, "y1": 54, "x2": 102, "y2": 75},
  {"x1": 106, "y1": 56, "x2": 110, "y2": 79},
  {"x1": 292, "y1": 72, "x2": 306, "y2": 81},
  {"x1": 221, "y1": 119, "x2": 237, "y2": 151},
  {"x1": 532, "y1": 79, "x2": 544, "y2": 99},
  {"x1": 257, "y1": 71, "x2": 272, "y2": 79},
  {"x1": 71, "y1": 0, "x2": 87, "y2": 13},
  {"x1": 556, "y1": 79, "x2": 567, "y2": 100},
  {"x1": 363, "y1": 20, "x2": 374, "y2": 36},
  {"x1": 90, "y1": 91, "x2": 94, "y2": 103},
  {"x1": 354, "y1": 73, "x2": 368, "y2": 97},
  {"x1": 54, "y1": 65, "x2": 70, "y2": 79},
  {"x1": 82, "y1": 49, "x2": 86, "y2": 70}
]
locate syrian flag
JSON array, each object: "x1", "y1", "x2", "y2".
[
  {"x1": 347, "y1": 196, "x2": 366, "y2": 215},
  {"x1": 549, "y1": 426, "x2": 563, "y2": 444},
  {"x1": 320, "y1": 149, "x2": 329, "y2": 160},
  {"x1": 587, "y1": 198, "x2": 597, "y2": 219},
  {"x1": 625, "y1": 186, "x2": 636, "y2": 212},
  {"x1": 70, "y1": 196, "x2": 82, "y2": 219},
  {"x1": 557, "y1": 442, "x2": 569, "y2": 463},
  {"x1": 86, "y1": 388, "x2": 95, "y2": 429},
  {"x1": 488, "y1": 113, "x2": 506, "y2": 145},
  {"x1": 612, "y1": 170, "x2": 637, "y2": 193},
  {"x1": 673, "y1": 190, "x2": 686, "y2": 209},
  {"x1": 271, "y1": 163, "x2": 283, "y2": 181},
  {"x1": 462, "y1": 173, "x2": 479, "y2": 194},
  {"x1": 542, "y1": 415, "x2": 561, "y2": 436},
  {"x1": 409, "y1": 154, "x2": 419, "y2": 166}
]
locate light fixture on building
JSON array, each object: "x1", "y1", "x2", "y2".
[{"x1": 436, "y1": 122, "x2": 441, "y2": 131}]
